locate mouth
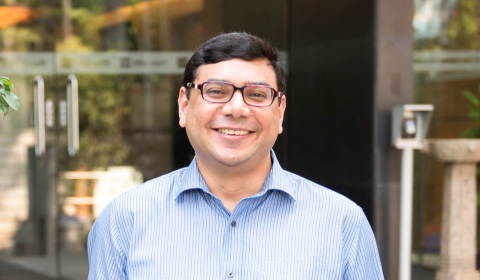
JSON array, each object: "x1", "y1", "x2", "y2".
[{"x1": 216, "y1": 128, "x2": 252, "y2": 136}]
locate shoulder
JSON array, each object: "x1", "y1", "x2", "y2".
[
  {"x1": 280, "y1": 170, "x2": 368, "y2": 238},
  {"x1": 114, "y1": 168, "x2": 186, "y2": 205},
  {"x1": 95, "y1": 167, "x2": 187, "y2": 225},
  {"x1": 89, "y1": 168, "x2": 188, "y2": 247},
  {"x1": 284, "y1": 170, "x2": 363, "y2": 215}
]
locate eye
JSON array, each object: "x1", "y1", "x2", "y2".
[
  {"x1": 245, "y1": 88, "x2": 269, "y2": 100},
  {"x1": 207, "y1": 89, "x2": 226, "y2": 95},
  {"x1": 251, "y1": 92, "x2": 267, "y2": 98},
  {"x1": 205, "y1": 85, "x2": 230, "y2": 96},
  {"x1": 202, "y1": 83, "x2": 233, "y2": 101}
]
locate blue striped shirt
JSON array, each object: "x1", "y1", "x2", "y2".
[{"x1": 87, "y1": 151, "x2": 384, "y2": 279}]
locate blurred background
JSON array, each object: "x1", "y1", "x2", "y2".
[{"x1": 0, "y1": 0, "x2": 478, "y2": 279}]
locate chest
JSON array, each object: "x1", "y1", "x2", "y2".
[{"x1": 125, "y1": 196, "x2": 345, "y2": 280}]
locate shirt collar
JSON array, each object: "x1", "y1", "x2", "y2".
[{"x1": 174, "y1": 150, "x2": 297, "y2": 201}]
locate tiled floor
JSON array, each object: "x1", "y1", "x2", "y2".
[
  {"x1": 0, "y1": 260, "x2": 54, "y2": 280},
  {"x1": 0, "y1": 253, "x2": 88, "y2": 280}
]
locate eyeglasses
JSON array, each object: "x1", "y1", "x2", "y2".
[{"x1": 186, "y1": 81, "x2": 284, "y2": 107}]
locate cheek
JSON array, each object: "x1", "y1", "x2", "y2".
[
  {"x1": 266, "y1": 111, "x2": 280, "y2": 130},
  {"x1": 186, "y1": 104, "x2": 208, "y2": 131}
]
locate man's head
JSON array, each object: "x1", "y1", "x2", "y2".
[
  {"x1": 178, "y1": 32, "x2": 286, "y2": 171},
  {"x1": 183, "y1": 32, "x2": 286, "y2": 102}
]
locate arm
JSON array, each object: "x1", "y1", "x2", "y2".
[
  {"x1": 343, "y1": 210, "x2": 385, "y2": 280},
  {"x1": 88, "y1": 201, "x2": 128, "y2": 280}
]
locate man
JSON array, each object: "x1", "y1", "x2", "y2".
[{"x1": 88, "y1": 32, "x2": 384, "y2": 279}]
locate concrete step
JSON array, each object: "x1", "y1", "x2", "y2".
[
  {"x1": 0, "y1": 210, "x2": 27, "y2": 222},
  {"x1": 0, "y1": 152, "x2": 30, "y2": 169},
  {"x1": 0, "y1": 197, "x2": 28, "y2": 210},
  {"x1": 0, "y1": 144, "x2": 31, "y2": 155},
  {"x1": 0, "y1": 167, "x2": 27, "y2": 179},
  {"x1": 0, "y1": 237, "x2": 14, "y2": 251},
  {"x1": 0, "y1": 130, "x2": 34, "y2": 145},
  {"x1": 0, "y1": 156, "x2": 29, "y2": 166},
  {"x1": 0, "y1": 207, "x2": 28, "y2": 222},
  {"x1": 0, "y1": 177, "x2": 28, "y2": 188},
  {"x1": 0, "y1": 190, "x2": 28, "y2": 203},
  {"x1": 0, "y1": 220, "x2": 20, "y2": 236},
  {"x1": 0, "y1": 136, "x2": 14, "y2": 141}
]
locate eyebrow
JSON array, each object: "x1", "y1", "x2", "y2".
[{"x1": 205, "y1": 78, "x2": 271, "y2": 87}]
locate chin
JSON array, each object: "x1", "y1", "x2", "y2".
[{"x1": 215, "y1": 154, "x2": 249, "y2": 167}]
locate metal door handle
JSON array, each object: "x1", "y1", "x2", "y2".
[
  {"x1": 67, "y1": 74, "x2": 79, "y2": 156},
  {"x1": 33, "y1": 76, "x2": 45, "y2": 156}
]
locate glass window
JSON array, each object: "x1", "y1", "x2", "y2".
[{"x1": 413, "y1": 0, "x2": 480, "y2": 269}]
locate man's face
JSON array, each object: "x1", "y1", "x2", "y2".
[{"x1": 178, "y1": 58, "x2": 286, "y2": 169}]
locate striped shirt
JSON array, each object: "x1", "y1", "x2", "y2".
[{"x1": 87, "y1": 151, "x2": 384, "y2": 279}]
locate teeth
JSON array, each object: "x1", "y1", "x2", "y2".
[{"x1": 218, "y1": 129, "x2": 250, "y2": 135}]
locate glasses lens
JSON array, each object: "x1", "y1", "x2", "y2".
[
  {"x1": 244, "y1": 86, "x2": 273, "y2": 106},
  {"x1": 203, "y1": 82, "x2": 233, "y2": 102}
]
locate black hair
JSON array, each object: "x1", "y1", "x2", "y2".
[{"x1": 183, "y1": 32, "x2": 286, "y2": 101}]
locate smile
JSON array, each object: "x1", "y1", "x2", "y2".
[{"x1": 216, "y1": 128, "x2": 251, "y2": 135}]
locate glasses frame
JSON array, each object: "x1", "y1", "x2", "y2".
[{"x1": 186, "y1": 81, "x2": 284, "y2": 107}]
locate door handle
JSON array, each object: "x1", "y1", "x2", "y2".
[
  {"x1": 33, "y1": 76, "x2": 45, "y2": 156},
  {"x1": 67, "y1": 74, "x2": 79, "y2": 156}
]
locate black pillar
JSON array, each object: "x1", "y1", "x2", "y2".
[
  {"x1": 288, "y1": 0, "x2": 413, "y2": 279},
  {"x1": 223, "y1": 0, "x2": 414, "y2": 278}
]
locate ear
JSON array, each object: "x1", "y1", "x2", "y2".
[
  {"x1": 178, "y1": 86, "x2": 189, "y2": 128},
  {"x1": 278, "y1": 95, "x2": 286, "y2": 134}
]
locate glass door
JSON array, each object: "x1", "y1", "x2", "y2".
[
  {"x1": 0, "y1": 0, "x2": 59, "y2": 279},
  {"x1": 1, "y1": 0, "x2": 219, "y2": 279}
]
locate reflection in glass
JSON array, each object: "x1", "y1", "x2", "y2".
[{"x1": 412, "y1": 0, "x2": 480, "y2": 269}]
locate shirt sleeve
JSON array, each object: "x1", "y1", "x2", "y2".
[
  {"x1": 87, "y1": 201, "x2": 127, "y2": 280},
  {"x1": 343, "y1": 210, "x2": 385, "y2": 280}
]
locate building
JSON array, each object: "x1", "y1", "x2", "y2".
[{"x1": 0, "y1": 0, "x2": 478, "y2": 279}]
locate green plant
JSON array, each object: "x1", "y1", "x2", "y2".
[
  {"x1": 461, "y1": 85, "x2": 480, "y2": 138},
  {"x1": 0, "y1": 76, "x2": 20, "y2": 118},
  {"x1": 460, "y1": 84, "x2": 480, "y2": 254}
]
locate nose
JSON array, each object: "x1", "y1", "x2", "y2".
[{"x1": 222, "y1": 89, "x2": 251, "y2": 118}]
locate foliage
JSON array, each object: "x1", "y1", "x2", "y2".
[
  {"x1": 447, "y1": 0, "x2": 479, "y2": 49},
  {"x1": 461, "y1": 84, "x2": 480, "y2": 138},
  {"x1": 414, "y1": 0, "x2": 479, "y2": 50},
  {"x1": 0, "y1": 76, "x2": 20, "y2": 118},
  {"x1": 64, "y1": 75, "x2": 131, "y2": 170}
]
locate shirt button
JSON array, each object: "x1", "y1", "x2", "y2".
[
  {"x1": 228, "y1": 272, "x2": 234, "y2": 278},
  {"x1": 231, "y1": 221, "x2": 237, "y2": 227}
]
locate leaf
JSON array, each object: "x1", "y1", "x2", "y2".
[
  {"x1": 3, "y1": 90, "x2": 20, "y2": 111},
  {"x1": 461, "y1": 90, "x2": 480, "y2": 107},
  {"x1": 0, "y1": 102, "x2": 9, "y2": 118},
  {"x1": 0, "y1": 76, "x2": 13, "y2": 89},
  {"x1": 0, "y1": 95, "x2": 7, "y2": 105},
  {"x1": 461, "y1": 128, "x2": 480, "y2": 138},
  {"x1": 0, "y1": 77, "x2": 13, "y2": 96},
  {"x1": 4, "y1": 81, "x2": 13, "y2": 90},
  {"x1": 469, "y1": 110, "x2": 480, "y2": 122}
]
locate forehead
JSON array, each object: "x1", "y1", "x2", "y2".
[{"x1": 195, "y1": 58, "x2": 278, "y2": 88}]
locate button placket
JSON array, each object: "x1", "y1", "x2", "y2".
[{"x1": 224, "y1": 200, "x2": 251, "y2": 280}]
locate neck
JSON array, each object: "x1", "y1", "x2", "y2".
[{"x1": 196, "y1": 153, "x2": 272, "y2": 213}]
